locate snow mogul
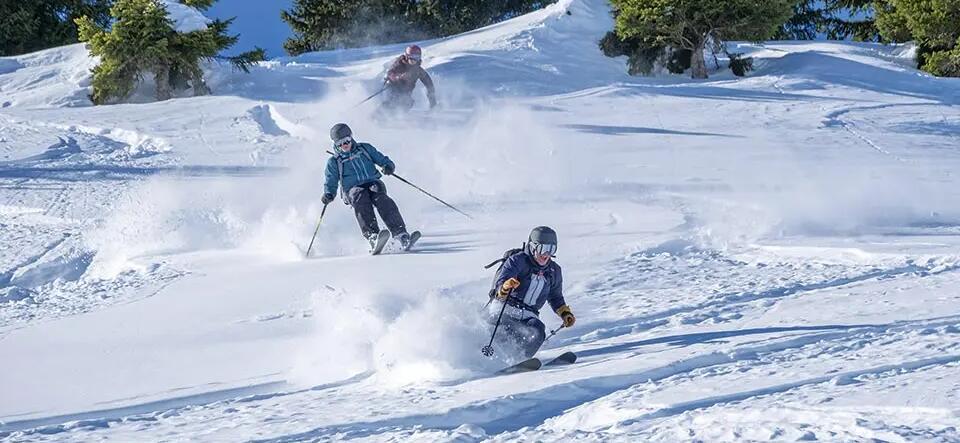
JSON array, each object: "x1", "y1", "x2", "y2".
[
  {"x1": 381, "y1": 45, "x2": 437, "y2": 112},
  {"x1": 322, "y1": 123, "x2": 418, "y2": 253},
  {"x1": 485, "y1": 226, "x2": 576, "y2": 358}
]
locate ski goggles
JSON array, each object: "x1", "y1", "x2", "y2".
[
  {"x1": 407, "y1": 55, "x2": 421, "y2": 63},
  {"x1": 529, "y1": 241, "x2": 557, "y2": 257},
  {"x1": 335, "y1": 136, "x2": 353, "y2": 147}
]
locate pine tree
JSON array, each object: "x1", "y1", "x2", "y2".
[
  {"x1": 876, "y1": 0, "x2": 960, "y2": 76},
  {"x1": 775, "y1": 1, "x2": 880, "y2": 41},
  {"x1": 776, "y1": 1, "x2": 828, "y2": 40},
  {"x1": 416, "y1": 0, "x2": 554, "y2": 37},
  {"x1": 281, "y1": 0, "x2": 423, "y2": 55},
  {"x1": 0, "y1": 0, "x2": 111, "y2": 56},
  {"x1": 76, "y1": 0, "x2": 265, "y2": 104},
  {"x1": 281, "y1": 0, "x2": 554, "y2": 56},
  {"x1": 611, "y1": 0, "x2": 795, "y2": 79},
  {"x1": 823, "y1": 0, "x2": 879, "y2": 40}
]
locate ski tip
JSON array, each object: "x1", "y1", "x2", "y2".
[
  {"x1": 370, "y1": 230, "x2": 391, "y2": 255},
  {"x1": 543, "y1": 351, "x2": 577, "y2": 366},
  {"x1": 403, "y1": 231, "x2": 422, "y2": 251},
  {"x1": 497, "y1": 357, "x2": 542, "y2": 375}
]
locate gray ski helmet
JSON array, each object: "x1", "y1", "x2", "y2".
[
  {"x1": 527, "y1": 226, "x2": 558, "y2": 257},
  {"x1": 330, "y1": 123, "x2": 352, "y2": 141}
]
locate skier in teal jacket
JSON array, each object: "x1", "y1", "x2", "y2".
[{"x1": 322, "y1": 123, "x2": 413, "y2": 249}]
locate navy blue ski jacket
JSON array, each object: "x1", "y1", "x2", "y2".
[
  {"x1": 324, "y1": 142, "x2": 395, "y2": 197},
  {"x1": 495, "y1": 252, "x2": 565, "y2": 316}
]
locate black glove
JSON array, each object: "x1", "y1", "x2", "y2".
[
  {"x1": 382, "y1": 164, "x2": 395, "y2": 175},
  {"x1": 321, "y1": 193, "x2": 335, "y2": 204}
]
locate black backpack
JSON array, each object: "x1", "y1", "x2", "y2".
[{"x1": 485, "y1": 245, "x2": 526, "y2": 301}]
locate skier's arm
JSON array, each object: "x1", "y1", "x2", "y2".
[
  {"x1": 495, "y1": 255, "x2": 524, "y2": 297},
  {"x1": 548, "y1": 267, "x2": 575, "y2": 327},
  {"x1": 547, "y1": 267, "x2": 567, "y2": 313},
  {"x1": 419, "y1": 68, "x2": 437, "y2": 107},
  {"x1": 323, "y1": 157, "x2": 340, "y2": 196},
  {"x1": 365, "y1": 144, "x2": 396, "y2": 173},
  {"x1": 385, "y1": 57, "x2": 404, "y2": 84}
]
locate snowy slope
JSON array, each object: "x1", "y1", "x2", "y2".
[{"x1": 2, "y1": 0, "x2": 960, "y2": 441}]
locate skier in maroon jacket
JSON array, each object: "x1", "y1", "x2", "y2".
[{"x1": 382, "y1": 45, "x2": 437, "y2": 111}]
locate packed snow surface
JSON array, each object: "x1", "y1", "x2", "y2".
[{"x1": 1, "y1": 0, "x2": 959, "y2": 441}]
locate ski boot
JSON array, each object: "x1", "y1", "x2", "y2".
[
  {"x1": 396, "y1": 231, "x2": 421, "y2": 251},
  {"x1": 366, "y1": 232, "x2": 380, "y2": 251}
]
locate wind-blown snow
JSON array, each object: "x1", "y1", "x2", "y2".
[
  {"x1": 161, "y1": 0, "x2": 209, "y2": 33},
  {"x1": 1, "y1": 0, "x2": 959, "y2": 441}
]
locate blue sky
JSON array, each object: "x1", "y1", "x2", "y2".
[{"x1": 208, "y1": 0, "x2": 293, "y2": 59}]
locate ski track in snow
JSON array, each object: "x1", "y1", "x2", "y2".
[{"x1": 3, "y1": 0, "x2": 960, "y2": 441}]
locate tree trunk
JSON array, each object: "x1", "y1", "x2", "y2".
[
  {"x1": 191, "y1": 67, "x2": 211, "y2": 96},
  {"x1": 690, "y1": 40, "x2": 708, "y2": 79},
  {"x1": 155, "y1": 63, "x2": 172, "y2": 101}
]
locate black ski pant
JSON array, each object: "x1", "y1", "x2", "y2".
[
  {"x1": 382, "y1": 89, "x2": 414, "y2": 111},
  {"x1": 347, "y1": 180, "x2": 407, "y2": 239},
  {"x1": 501, "y1": 316, "x2": 546, "y2": 358}
]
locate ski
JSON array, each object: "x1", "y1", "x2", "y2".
[
  {"x1": 497, "y1": 358, "x2": 541, "y2": 375},
  {"x1": 495, "y1": 352, "x2": 575, "y2": 375},
  {"x1": 543, "y1": 351, "x2": 577, "y2": 367},
  {"x1": 403, "y1": 231, "x2": 421, "y2": 251},
  {"x1": 370, "y1": 229, "x2": 391, "y2": 255}
]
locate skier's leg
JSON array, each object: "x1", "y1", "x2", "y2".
[
  {"x1": 348, "y1": 186, "x2": 380, "y2": 238},
  {"x1": 381, "y1": 90, "x2": 403, "y2": 113},
  {"x1": 520, "y1": 317, "x2": 547, "y2": 358},
  {"x1": 401, "y1": 94, "x2": 415, "y2": 111},
  {"x1": 495, "y1": 316, "x2": 529, "y2": 357},
  {"x1": 369, "y1": 180, "x2": 407, "y2": 237}
]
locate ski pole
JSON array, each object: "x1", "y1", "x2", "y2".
[
  {"x1": 354, "y1": 82, "x2": 387, "y2": 108},
  {"x1": 322, "y1": 151, "x2": 471, "y2": 220},
  {"x1": 304, "y1": 203, "x2": 329, "y2": 258},
  {"x1": 544, "y1": 324, "x2": 566, "y2": 344},
  {"x1": 390, "y1": 173, "x2": 473, "y2": 220},
  {"x1": 481, "y1": 290, "x2": 514, "y2": 357}
]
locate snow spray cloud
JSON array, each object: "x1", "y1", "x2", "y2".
[
  {"x1": 217, "y1": 74, "x2": 578, "y2": 259},
  {"x1": 85, "y1": 176, "x2": 246, "y2": 277},
  {"x1": 289, "y1": 283, "x2": 495, "y2": 387},
  {"x1": 86, "y1": 45, "x2": 580, "y2": 268},
  {"x1": 762, "y1": 159, "x2": 960, "y2": 235},
  {"x1": 678, "y1": 140, "x2": 960, "y2": 249}
]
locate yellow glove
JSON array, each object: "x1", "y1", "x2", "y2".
[
  {"x1": 497, "y1": 278, "x2": 520, "y2": 300},
  {"x1": 556, "y1": 305, "x2": 575, "y2": 328}
]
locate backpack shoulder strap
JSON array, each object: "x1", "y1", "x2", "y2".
[
  {"x1": 356, "y1": 143, "x2": 375, "y2": 163},
  {"x1": 333, "y1": 152, "x2": 348, "y2": 203},
  {"x1": 486, "y1": 246, "x2": 527, "y2": 300}
]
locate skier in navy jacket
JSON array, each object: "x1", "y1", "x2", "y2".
[
  {"x1": 490, "y1": 226, "x2": 576, "y2": 357},
  {"x1": 322, "y1": 123, "x2": 413, "y2": 249}
]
